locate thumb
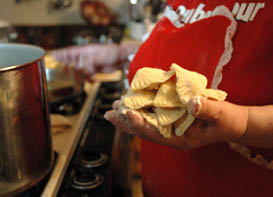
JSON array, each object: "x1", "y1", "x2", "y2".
[{"x1": 187, "y1": 96, "x2": 224, "y2": 122}]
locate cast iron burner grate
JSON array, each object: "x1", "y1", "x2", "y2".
[
  {"x1": 70, "y1": 167, "x2": 104, "y2": 190},
  {"x1": 57, "y1": 81, "x2": 125, "y2": 197},
  {"x1": 50, "y1": 92, "x2": 87, "y2": 115},
  {"x1": 80, "y1": 150, "x2": 109, "y2": 169}
]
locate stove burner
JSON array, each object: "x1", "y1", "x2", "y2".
[
  {"x1": 99, "y1": 98, "x2": 115, "y2": 109},
  {"x1": 100, "y1": 82, "x2": 122, "y2": 100},
  {"x1": 100, "y1": 89, "x2": 121, "y2": 100},
  {"x1": 55, "y1": 81, "x2": 124, "y2": 196},
  {"x1": 98, "y1": 103, "x2": 113, "y2": 110},
  {"x1": 94, "y1": 106, "x2": 111, "y2": 121},
  {"x1": 50, "y1": 92, "x2": 87, "y2": 115},
  {"x1": 80, "y1": 151, "x2": 109, "y2": 168},
  {"x1": 71, "y1": 167, "x2": 104, "y2": 190},
  {"x1": 101, "y1": 81, "x2": 122, "y2": 92}
]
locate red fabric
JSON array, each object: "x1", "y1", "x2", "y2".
[
  {"x1": 141, "y1": 142, "x2": 273, "y2": 197},
  {"x1": 128, "y1": 16, "x2": 231, "y2": 87},
  {"x1": 128, "y1": 0, "x2": 273, "y2": 196}
]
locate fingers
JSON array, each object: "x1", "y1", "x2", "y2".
[
  {"x1": 188, "y1": 96, "x2": 225, "y2": 122},
  {"x1": 104, "y1": 109, "x2": 158, "y2": 140},
  {"x1": 105, "y1": 106, "x2": 190, "y2": 149},
  {"x1": 187, "y1": 96, "x2": 250, "y2": 142},
  {"x1": 112, "y1": 100, "x2": 120, "y2": 109},
  {"x1": 126, "y1": 111, "x2": 156, "y2": 133},
  {"x1": 126, "y1": 111, "x2": 181, "y2": 147},
  {"x1": 104, "y1": 110, "x2": 133, "y2": 133}
]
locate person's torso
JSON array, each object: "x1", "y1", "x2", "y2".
[{"x1": 128, "y1": 1, "x2": 273, "y2": 196}]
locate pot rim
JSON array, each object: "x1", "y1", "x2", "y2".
[{"x1": 0, "y1": 43, "x2": 45, "y2": 72}]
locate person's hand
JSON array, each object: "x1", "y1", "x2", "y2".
[{"x1": 104, "y1": 97, "x2": 250, "y2": 149}]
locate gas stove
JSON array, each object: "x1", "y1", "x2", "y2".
[
  {"x1": 16, "y1": 71, "x2": 131, "y2": 197},
  {"x1": 55, "y1": 81, "x2": 124, "y2": 197}
]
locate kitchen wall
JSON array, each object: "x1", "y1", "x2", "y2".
[{"x1": 0, "y1": 0, "x2": 129, "y2": 26}]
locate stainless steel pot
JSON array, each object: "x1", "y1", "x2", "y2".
[{"x1": 0, "y1": 43, "x2": 53, "y2": 196}]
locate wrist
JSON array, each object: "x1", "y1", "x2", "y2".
[
  {"x1": 233, "y1": 105, "x2": 273, "y2": 148},
  {"x1": 231, "y1": 106, "x2": 250, "y2": 143}
]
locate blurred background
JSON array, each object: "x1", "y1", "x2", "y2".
[
  {"x1": 0, "y1": 1, "x2": 166, "y2": 196},
  {"x1": 0, "y1": 0, "x2": 166, "y2": 49}
]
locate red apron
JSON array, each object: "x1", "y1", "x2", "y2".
[{"x1": 128, "y1": 0, "x2": 273, "y2": 196}]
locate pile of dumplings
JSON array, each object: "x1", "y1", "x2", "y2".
[{"x1": 118, "y1": 63, "x2": 227, "y2": 138}]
